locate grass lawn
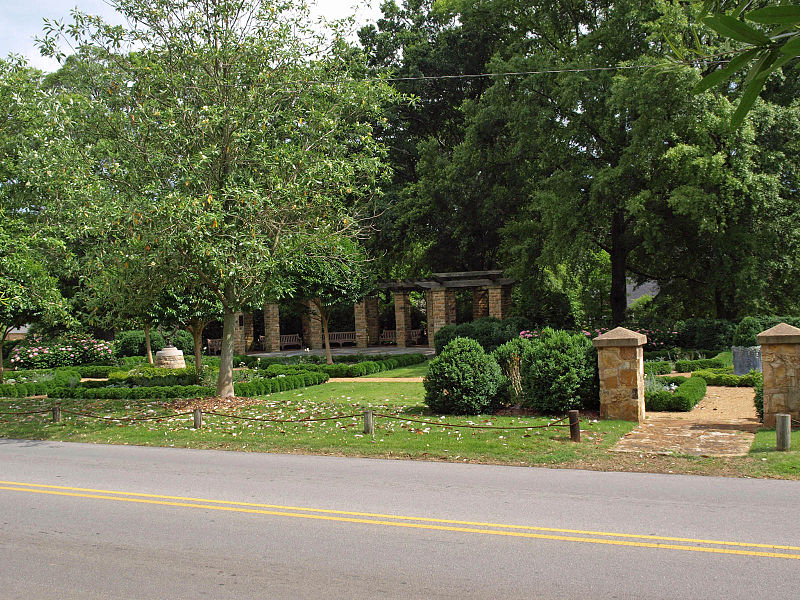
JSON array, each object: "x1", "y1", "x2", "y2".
[
  {"x1": 363, "y1": 362, "x2": 429, "y2": 378},
  {"x1": 2, "y1": 381, "x2": 799, "y2": 478}
]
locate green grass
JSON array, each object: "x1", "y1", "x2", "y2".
[
  {"x1": 0, "y1": 382, "x2": 632, "y2": 466},
  {"x1": 747, "y1": 428, "x2": 800, "y2": 477},
  {"x1": 715, "y1": 351, "x2": 733, "y2": 368},
  {"x1": 364, "y1": 362, "x2": 429, "y2": 378}
]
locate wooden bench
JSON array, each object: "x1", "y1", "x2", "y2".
[
  {"x1": 280, "y1": 334, "x2": 303, "y2": 350},
  {"x1": 379, "y1": 330, "x2": 396, "y2": 344},
  {"x1": 328, "y1": 331, "x2": 357, "y2": 347},
  {"x1": 408, "y1": 329, "x2": 423, "y2": 345},
  {"x1": 207, "y1": 338, "x2": 222, "y2": 355}
]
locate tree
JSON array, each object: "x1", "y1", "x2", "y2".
[
  {"x1": 282, "y1": 238, "x2": 374, "y2": 364},
  {"x1": 685, "y1": 2, "x2": 800, "y2": 127},
  {"x1": 40, "y1": 0, "x2": 397, "y2": 396},
  {"x1": 0, "y1": 220, "x2": 67, "y2": 383}
]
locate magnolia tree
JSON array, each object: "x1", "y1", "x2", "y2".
[{"x1": 41, "y1": 0, "x2": 397, "y2": 395}]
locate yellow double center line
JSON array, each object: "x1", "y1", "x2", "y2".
[{"x1": 2, "y1": 480, "x2": 799, "y2": 561}]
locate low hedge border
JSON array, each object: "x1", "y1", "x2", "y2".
[
  {"x1": 674, "y1": 358, "x2": 726, "y2": 372},
  {"x1": 47, "y1": 372, "x2": 330, "y2": 400},
  {"x1": 0, "y1": 369, "x2": 83, "y2": 398},
  {"x1": 644, "y1": 361, "x2": 672, "y2": 375},
  {"x1": 690, "y1": 369, "x2": 761, "y2": 387},
  {"x1": 646, "y1": 376, "x2": 707, "y2": 412}
]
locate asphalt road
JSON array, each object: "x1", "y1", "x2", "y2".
[{"x1": 1, "y1": 439, "x2": 798, "y2": 599}]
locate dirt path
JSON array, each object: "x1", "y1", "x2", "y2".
[{"x1": 612, "y1": 386, "x2": 760, "y2": 457}]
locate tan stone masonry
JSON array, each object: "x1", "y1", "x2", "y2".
[
  {"x1": 758, "y1": 322, "x2": 800, "y2": 427},
  {"x1": 592, "y1": 327, "x2": 646, "y2": 422}
]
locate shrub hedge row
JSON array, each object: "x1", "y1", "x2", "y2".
[
  {"x1": 0, "y1": 369, "x2": 82, "y2": 398},
  {"x1": 675, "y1": 358, "x2": 726, "y2": 372},
  {"x1": 690, "y1": 369, "x2": 761, "y2": 387},
  {"x1": 644, "y1": 361, "x2": 672, "y2": 375},
  {"x1": 263, "y1": 354, "x2": 427, "y2": 378},
  {"x1": 47, "y1": 372, "x2": 329, "y2": 400},
  {"x1": 645, "y1": 376, "x2": 707, "y2": 412},
  {"x1": 108, "y1": 365, "x2": 199, "y2": 387}
]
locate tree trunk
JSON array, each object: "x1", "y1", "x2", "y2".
[
  {"x1": 188, "y1": 322, "x2": 205, "y2": 383},
  {"x1": 317, "y1": 302, "x2": 333, "y2": 365},
  {"x1": 217, "y1": 309, "x2": 236, "y2": 397},
  {"x1": 610, "y1": 211, "x2": 629, "y2": 326},
  {"x1": 144, "y1": 324, "x2": 154, "y2": 364}
]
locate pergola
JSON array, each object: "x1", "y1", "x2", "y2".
[{"x1": 230, "y1": 271, "x2": 515, "y2": 353}]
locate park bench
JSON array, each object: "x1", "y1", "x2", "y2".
[
  {"x1": 207, "y1": 338, "x2": 222, "y2": 355},
  {"x1": 379, "y1": 330, "x2": 396, "y2": 344},
  {"x1": 328, "y1": 331, "x2": 357, "y2": 347},
  {"x1": 280, "y1": 334, "x2": 303, "y2": 350},
  {"x1": 408, "y1": 329, "x2": 423, "y2": 345}
]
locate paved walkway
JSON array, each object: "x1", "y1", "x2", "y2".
[{"x1": 612, "y1": 386, "x2": 760, "y2": 457}]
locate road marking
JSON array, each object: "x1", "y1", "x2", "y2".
[{"x1": 1, "y1": 481, "x2": 798, "y2": 561}]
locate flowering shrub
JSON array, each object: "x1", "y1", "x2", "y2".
[{"x1": 9, "y1": 334, "x2": 114, "y2": 369}]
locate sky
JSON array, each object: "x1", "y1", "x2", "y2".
[{"x1": 0, "y1": 0, "x2": 383, "y2": 72}]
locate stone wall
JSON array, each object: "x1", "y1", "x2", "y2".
[
  {"x1": 263, "y1": 304, "x2": 281, "y2": 352},
  {"x1": 488, "y1": 285, "x2": 512, "y2": 319},
  {"x1": 472, "y1": 289, "x2": 489, "y2": 320},
  {"x1": 301, "y1": 301, "x2": 323, "y2": 349},
  {"x1": 592, "y1": 327, "x2": 646, "y2": 422},
  {"x1": 394, "y1": 291, "x2": 411, "y2": 348},
  {"x1": 758, "y1": 323, "x2": 800, "y2": 427}
]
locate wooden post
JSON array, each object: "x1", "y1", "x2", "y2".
[
  {"x1": 52, "y1": 406, "x2": 61, "y2": 423},
  {"x1": 569, "y1": 410, "x2": 580, "y2": 443},
  {"x1": 193, "y1": 408, "x2": 203, "y2": 429},
  {"x1": 776, "y1": 413, "x2": 791, "y2": 451},
  {"x1": 363, "y1": 410, "x2": 374, "y2": 436}
]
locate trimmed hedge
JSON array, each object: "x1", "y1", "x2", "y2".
[
  {"x1": 434, "y1": 316, "x2": 531, "y2": 354},
  {"x1": 644, "y1": 361, "x2": 672, "y2": 376},
  {"x1": 646, "y1": 376, "x2": 707, "y2": 412},
  {"x1": 658, "y1": 375, "x2": 690, "y2": 386},
  {"x1": 690, "y1": 369, "x2": 761, "y2": 387},
  {"x1": 675, "y1": 358, "x2": 726, "y2": 372},
  {"x1": 754, "y1": 377, "x2": 764, "y2": 421},
  {"x1": 0, "y1": 368, "x2": 82, "y2": 398},
  {"x1": 74, "y1": 365, "x2": 120, "y2": 378},
  {"x1": 108, "y1": 365, "x2": 199, "y2": 387},
  {"x1": 47, "y1": 372, "x2": 330, "y2": 400}
]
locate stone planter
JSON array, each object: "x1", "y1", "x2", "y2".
[
  {"x1": 154, "y1": 345, "x2": 186, "y2": 369},
  {"x1": 732, "y1": 345, "x2": 761, "y2": 375}
]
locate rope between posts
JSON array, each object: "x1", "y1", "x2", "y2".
[
  {"x1": 372, "y1": 413, "x2": 571, "y2": 430},
  {"x1": 0, "y1": 408, "x2": 51, "y2": 416},
  {"x1": 203, "y1": 411, "x2": 363, "y2": 423},
  {"x1": 60, "y1": 409, "x2": 194, "y2": 423}
]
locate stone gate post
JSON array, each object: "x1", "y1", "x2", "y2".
[
  {"x1": 757, "y1": 323, "x2": 800, "y2": 428},
  {"x1": 592, "y1": 327, "x2": 647, "y2": 422}
]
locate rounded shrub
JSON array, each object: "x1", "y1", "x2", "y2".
[
  {"x1": 520, "y1": 328, "x2": 595, "y2": 414},
  {"x1": 491, "y1": 337, "x2": 531, "y2": 407},
  {"x1": 424, "y1": 337, "x2": 502, "y2": 415},
  {"x1": 114, "y1": 330, "x2": 166, "y2": 357}
]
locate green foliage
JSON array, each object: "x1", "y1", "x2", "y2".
[
  {"x1": 107, "y1": 365, "x2": 199, "y2": 387},
  {"x1": 691, "y1": 369, "x2": 761, "y2": 387},
  {"x1": 674, "y1": 319, "x2": 735, "y2": 351},
  {"x1": 434, "y1": 317, "x2": 529, "y2": 354},
  {"x1": 733, "y1": 316, "x2": 766, "y2": 347},
  {"x1": 114, "y1": 330, "x2": 166, "y2": 358},
  {"x1": 675, "y1": 357, "x2": 727, "y2": 371},
  {"x1": 9, "y1": 335, "x2": 114, "y2": 369},
  {"x1": 491, "y1": 337, "x2": 531, "y2": 406},
  {"x1": 644, "y1": 361, "x2": 673, "y2": 376},
  {"x1": 754, "y1": 376, "x2": 764, "y2": 421},
  {"x1": 0, "y1": 368, "x2": 81, "y2": 398},
  {"x1": 646, "y1": 375, "x2": 707, "y2": 411},
  {"x1": 519, "y1": 328, "x2": 596, "y2": 414},
  {"x1": 424, "y1": 337, "x2": 502, "y2": 415}
]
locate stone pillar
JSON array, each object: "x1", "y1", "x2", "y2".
[
  {"x1": 428, "y1": 288, "x2": 447, "y2": 350},
  {"x1": 592, "y1": 327, "x2": 647, "y2": 422},
  {"x1": 488, "y1": 285, "x2": 513, "y2": 319},
  {"x1": 301, "y1": 300, "x2": 323, "y2": 349},
  {"x1": 393, "y1": 291, "x2": 411, "y2": 348},
  {"x1": 263, "y1": 303, "x2": 281, "y2": 353},
  {"x1": 757, "y1": 323, "x2": 800, "y2": 427},
  {"x1": 445, "y1": 289, "x2": 457, "y2": 325},
  {"x1": 233, "y1": 312, "x2": 247, "y2": 355},
  {"x1": 366, "y1": 296, "x2": 379, "y2": 345},
  {"x1": 472, "y1": 289, "x2": 489, "y2": 320},
  {"x1": 355, "y1": 300, "x2": 368, "y2": 348}
]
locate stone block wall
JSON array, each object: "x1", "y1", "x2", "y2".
[
  {"x1": 488, "y1": 285, "x2": 512, "y2": 319},
  {"x1": 394, "y1": 291, "x2": 411, "y2": 348},
  {"x1": 263, "y1": 304, "x2": 281, "y2": 352},
  {"x1": 472, "y1": 289, "x2": 489, "y2": 320},
  {"x1": 428, "y1": 288, "x2": 457, "y2": 350},
  {"x1": 301, "y1": 301, "x2": 323, "y2": 349}
]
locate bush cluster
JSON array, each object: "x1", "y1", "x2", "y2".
[
  {"x1": 754, "y1": 377, "x2": 764, "y2": 421},
  {"x1": 107, "y1": 365, "x2": 199, "y2": 387},
  {"x1": 690, "y1": 369, "x2": 761, "y2": 387},
  {"x1": 732, "y1": 316, "x2": 800, "y2": 347},
  {"x1": 644, "y1": 361, "x2": 672, "y2": 376},
  {"x1": 9, "y1": 335, "x2": 114, "y2": 369},
  {"x1": 673, "y1": 319, "x2": 735, "y2": 351},
  {"x1": 424, "y1": 337, "x2": 502, "y2": 415},
  {"x1": 645, "y1": 376, "x2": 707, "y2": 411},
  {"x1": 519, "y1": 328, "x2": 595, "y2": 414},
  {"x1": 0, "y1": 368, "x2": 82, "y2": 398},
  {"x1": 434, "y1": 317, "x2": 530, "y2": 354},
  {"x1": 114, "y1": 330, "x2": 196, "y2": 358}
]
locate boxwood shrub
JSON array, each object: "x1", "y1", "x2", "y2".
[
  {"x1": 424, "y1": 337, "x2": 502, "y2": 415},
  {"x1": 691, "y1": 369, "x2": 761, "y2": 387},
  {"x1": 754, "y1": 377, "x2": 764, "y2": 421},
  {"x1": 519, "y1": 328, "x2": 596, "y2": 414},
  {"x1": 675, "y1": 358, "x2": 726, "y2": 372},
  {"x1": 645, "y1": 376, "x2": 707, "y2": 412},
  {"x1": 0, "y1": 368, "x2": 82, "y2": 398},
  {"x1": 644, "y1": 361, "x2": 672, "y2": 376}
]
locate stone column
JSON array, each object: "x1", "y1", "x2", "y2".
[
  {"x1": 233, "y1": 312, "x2": 247, "y2": 355},
  {"x1": 592, "y1": 327, "x2": 647, "y2": 422},
  {"x1": 488, "y1": 285, "x2": 513, "y2": 319},
  {"x1": 263, "y1": 303, "x2": 281, "y2": 352},
  {"x1": 428, "y1": 288, "x2": 447, "y2": 350},
  {"x1": 301, "y1": 300, "x2": 323, "y2": 349},
  {"x1": 757, "y1": 323, "x2": 800, "y2": 427},
  {"x1": 393, "y1": 291, "x2": 411, "y2": 348},
  {"x1": 472, "y1": 289, "x2": 489, "y2": 320},
  {"x1": 445, "y1": 289, "x2": 457, "y2": 325},
  {"x1": 354, "y1": 300, "x2": 368, "y2": 348},
  {"x1": 366, "y1": 296, "x2": 380, "y2": 345}
]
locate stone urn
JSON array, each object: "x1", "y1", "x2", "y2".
[
  {"x1": 732, "y1": 346, "x2": 761, "y2": 375},
  {"x1": 154, "y1": 345, "x2": 186, "y2": 369}
]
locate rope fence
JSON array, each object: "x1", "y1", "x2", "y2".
[{"x1": 0, "y1": 404, "x2": 584, "y2": 442}]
